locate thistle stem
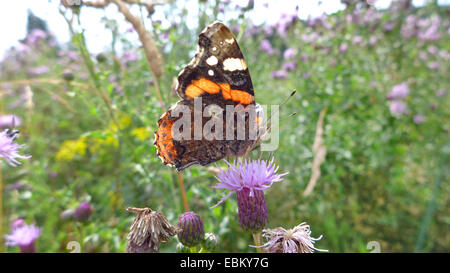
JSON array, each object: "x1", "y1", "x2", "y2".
[
  {"x1": 252, "y1": 232, "x2": 263, "y2": 253},
  {"x1": 177, "y1": 172, "x2": 189, "y2": 212}
]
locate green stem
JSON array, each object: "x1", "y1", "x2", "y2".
[
  {"x1": 252, "y1": 232, "x2": 263, "y2": 253},
  {"x1": 414, "y1": 153, "x2": 446, "y2": 252}
]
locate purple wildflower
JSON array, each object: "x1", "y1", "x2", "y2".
[
  {"x1": 352, "y1": 35, "x2": 362, "y2": 44},
  {"x1": 177, "y1": 212, "x2": 204, "y2": 247},
  {"x1": 389, "y1": 100, "x2": 407, "y2": 116},
  {"x1": 5, "y1": 224, "x2": 41, "y2": 253},
  {"x1": 255, "y1": 222, "x2": 327, "y2": 253},
  {"x1": 28, "y1": 66, "x2": 49, "y2": 76},
  {"x1": 74, "y1": 202, "x2": 92, "y2": 221},
  {"x1": 275, "y1": 12, "x2": 297, "y2": 37},
  {"x1": 259, "y1": 39, "x2": 274, "y2": 55},
  {"x1": 0, "y1": 130, "x2": 31, "y2": 167},
  {"x1": 339, "y1": 43, "x2": 348, "y2": 53},
  {"x1": 387, "y1": 83, "x2": 410, "y2": 99},
  {"x1": 413, "y1": 114, "x2": 425, "y2": 124},
  {"x1": 384, "y1": 22, "x2": 395, "y2": 32},
  {"x1": 121, "y1": 50, "x2": 138, "y2": 63},
  {"x1": 27, "y1": 29, "x2": 47, "y2": 45},
  {"x1": 271, "y1": 70, "x2": 288, "y2": 79},
  {"x1": 417, "y1": 17, "x2": 442, "y2": 42},
  {"x1": 11, "y1": 219, "x2": 26, "y2": 230},
  {"x1": 428, "y1": 46, "x2": 438, "y2": 54},
  {"x1": 282, "y1": 62, "x2": 296, "y2": 72},
  {"x1": 212, "y1": 159, "x2": 287, "y2": 231},
  {"x1": 437, "y1": 89, "x2": 446, "y2": 97},
  {"x1": 428, "y1": 62, "x2": 440, "y2": 70},
  {"x1": 0, "y1": 115, "x2": 22, "y2": 128},
  {"x1": 283, "y1": 48, "x2": 297, "y2": 60}
]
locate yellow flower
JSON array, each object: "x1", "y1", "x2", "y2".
[
  {"x1": 110, "y1": 113, "x2": 132, "y2": 132},
  {"x1": 104, "y1": 135, "x2": 119, "y2": 147},
  {"x1": 131, "y1": 127, "x2": 151, "y2": 141},
  {"x1": 55, "y1": 137, "x2": 87, "y2": 162}
]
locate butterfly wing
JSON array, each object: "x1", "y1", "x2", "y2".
[
  {"x1": 176, "y1": 21, "x2": 255, "y2": 106},
  {"x1": 155, "y1": 21, "x2": 258, "y2": 171}
]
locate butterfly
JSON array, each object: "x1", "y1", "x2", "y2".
[{"x1": 154, "y1": 21, "x2": 263, "y2": 171}]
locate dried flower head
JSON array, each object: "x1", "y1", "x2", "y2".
[
  {"x1": 257, "y1": 222, "x2": 327, "y2": 253},
  {"x1": 126, "y1": 207, "x2": 179, "y2": 253}
]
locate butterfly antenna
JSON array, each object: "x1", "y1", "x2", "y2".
[{"x1": 264, "y1": 89, "x2": 297, "y2": 129}]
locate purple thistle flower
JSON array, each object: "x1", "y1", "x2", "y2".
[
  {"x1": 282, "y1": 62, "x2": 296, "y2": 71},
  {"x1": 389, "y1": 100, "x2": 407, "y2": 116},
  {"x1": 271, "y1": 70, "x2": 288, "y2": 79},
  {"x1": 413, "y1": 114, "x2": 425, "y2": 124},
  {"x1": 11, "y1": 219, "x2": 26, "y2": 230},
  {"x1": 428, "y1": 61, "x2": 440, "y2": 70},
  {"x1": 74, "y1": 202, "x2": 92, "y2": 221},
  {"x1": 427, "y1": 46, "x2": 438, "y2": 55},
  {"x1": 0, "y1": 115, "x2": 22, "y2": 128},
  {"x1": 212, "y1": 159, "x2": 287, "y2": 232},
  {"x1": 212, "y1": 159, "x2": 287, "y2": 204},
  {"x1": 259, "y1": 39, "x2": 274, "y2": 55},
  {"x1": 283, "y1": 48, "x2": 297, "y2": 60},
  {"x1": 177, "y1": 212, "x2": 204, "y2": 247},
  {"x1": 121, "y1": 50, "x2": 138, "y2": 63},
  {"x1": 5, "y1": 224, "x2": 41, "y2": 253},
  {"x1": 27, "y1": 29, "x2": 47, "y2": 45},
  {"x1": 0, "y1": 130, "x2": 31, "y2": 167},
  {"x1": 387, "y1": 83, "x2": 410, "y2": 99},
  {"x1": 339, "y1": 43, "x2": 348, "y2": 53},
  {"x1": 384, "y1": 22, "x2": 395, "y2": 32},
  {"x1": 352, "y1": 35, "x2": 362, "y2": 44},
  {"x1": 28, "y1": 66, "x2": 49, "y2": 76}
]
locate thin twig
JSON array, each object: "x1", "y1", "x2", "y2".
[{"x1": 304, "y1": 108, "x2": 327, "y2": 196}]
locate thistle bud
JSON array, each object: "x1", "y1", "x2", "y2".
[
  {"x1": 74, "y1": 202, "x2": 92, "y2": 221},
  {"x1": 62, "y1": 70, "x2": 74, "y2": 81},
  {"x1": 202, "y1": 233, "x2": 218, "y2": 251},
  {"x1": 237, "y1": 189, "x2": 268, "y2": 232},
  {"x1": 96, "y1": 53, "x2": 107, "y2": 63},
  {"x1": 177, "y1": 212, "x2": 204, "y2": 247}
]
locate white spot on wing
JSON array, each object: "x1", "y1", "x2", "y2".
[
  {"x1": 223, "y1": 58, "x2": 247, "y2": 71},
  {"x1": 206, "y1": 55, "x2": 218, "y2": 66},
  {"x1": 225, "y1": 38, "x2": 234, "y2": 44},
  {"x1": 208, "y1": 70, "x2": 214, "y2": 76}
]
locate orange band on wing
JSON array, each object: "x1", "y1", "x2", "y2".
[
  {"x1": 192, "y1": 78, "x2": 220, "y2": 94},
  {"x1": 218, "y1": 83, "x2": 232, "y2": 100},
  {"x1": 187, "y1": 80, "x2": 253, "y2": 104},
  {"x1": 185, "y1": 84, "x2": 204, "y2": 98},
  {"x1": 230, "y1": 89, "x2": 254, "y2": 105},
  {"x1": 155, "y1": 113, "x2": 177, "y2": 165}
]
